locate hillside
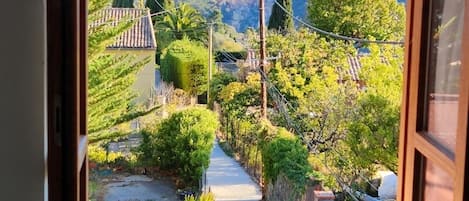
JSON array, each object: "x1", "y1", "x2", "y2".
[
  {"x1": 176, "y1": 0, "x2": 307, "y2": 32},
  {"x1": 175, "y1": 0, "x2": 405, "y2": 33}
]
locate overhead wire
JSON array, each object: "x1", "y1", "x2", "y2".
[
  {"x1": 219, "y1": 51, "x2": 240, "y2": 62},
  {"x1": 153, "y1": 0, "x2": 166, "y2": 11},
  {"x1": 272, "y1": 0, "x2": 404, "y2": 45}
]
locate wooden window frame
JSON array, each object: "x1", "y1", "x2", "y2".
[
  {"x1": 398, "y1": 0, "x2": 469, "y2": 200},
  {"x1": 47, "y1": 0, "x2": 88, "y2": 200}
]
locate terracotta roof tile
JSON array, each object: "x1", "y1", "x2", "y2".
[{"x1": 91, "y1": 8, "x2": 156, "y2": 49}]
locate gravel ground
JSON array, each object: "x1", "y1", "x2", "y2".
[{"x1": 103, "y1": 174, "x2": 178, "y2": 201}]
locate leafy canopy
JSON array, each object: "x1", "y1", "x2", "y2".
[
  {"x1": 308, "y1": 0, "x2": 406, "y2": 41},
  {"x1": 158, "y1": 3, "x2": 207, "y2": 42}
]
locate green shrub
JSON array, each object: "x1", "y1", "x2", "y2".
[
  {"x1": 209, "y1": 72, "x2": 237, "y2": 106},
  {"x1": 88, "y1": 144, "x2": 123, "y2": 164},
  {"x1": 262, "y1": 128, "x2": 311, "y2": 198},
  {"x1": 149, "y1": 107, "x2": 219, "y2": 187},
  {"x1": 161, "y1": 38, "x2": 213, "y2": 95}
]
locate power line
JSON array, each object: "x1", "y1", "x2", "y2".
[
  {"x1": 219, "y1": 51, "x2": 239, "y2": 62},
  {"x1": 273, "y1": 0, "x2": 404, "y2": 45},
  {"x1": 153, "y1": 0, "x2": 166, "y2": 11}
]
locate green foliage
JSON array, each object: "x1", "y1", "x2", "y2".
[
  {"x1": 184, "y1": 195, "x2": 197, "y2": 201},
  {"x1": 262, "y1": 129, "x2": 311, "y2": 197},
  {"x1": 158, "y1": 3, "x2": 207, "y2": 42},
  {"x1": 146, "y1": 0, "x2": 174, "y2": 14},
  {"x1": 198, "y1": 192, "x2": 215, "y2": 201},
  {"x1": 359, "y1": 44, "x2": 404, "y2": 105},
  {"x1": 219, "y1": 82, "x2": 248, "y2": 103},
  {"x1": 142, "y1": 108, "x2": 219, "y2": 186},
  {"x1": 308, "y1": 0, "x2": 406, "y2": 41},
  {"x1": 343, "y1": 44, "x2": 403, "y2": 173},
  {"x1": 88, "y1": 0, "x2": 158, "y2": 143},
  {"x1": 213, "y1": 32, "x2": 244, "y2": 52},
  {"x1": 260, "y1": 28, "x2": 403, "y2": 191},
  {"x1": 161, "y1": 38, "x2": 211, "y2": 95},
  {"x1": 209, "y1": 72, "x2": 237, "y2": 106},
  {"x1": 88, "y1": 144, "x2": 123, "y2": 164},
  {"x1": 346, "y1": 94, "x2": 399, "y2": 172},
  {"x1": 112, "y1": 0, "x2": 134, "y2": 8},
  {"x1": 184, "y1": 192, "x2": 215, "y2": 201},
  {"x1": 265, "y1": 29, "x2": 358, "y2": 152},
  {"x1": 268, "y1": 0, "x2": 294, "y2": 32}
]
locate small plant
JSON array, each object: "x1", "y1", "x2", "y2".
[
  {"x1": 198, "y1": 192, "x2": 215, "y2": 201},
  {"x1": 184, "y1": 195, "x2": 197, "y2": 201},
  {"x1": 183, "y1": 192, "x2": 215, "y2": 201},
  {"x1": 88, "y1": 144, "x2": 123, "y2": 164}
]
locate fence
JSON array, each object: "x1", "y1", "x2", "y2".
[
  {"x1": 219, "y1": 113, "x2": 264, "y2": 185},
  {"x1": 199, "y1": 168, "x2": 208, "y2": 193}
]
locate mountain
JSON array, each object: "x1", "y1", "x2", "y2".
[
  {"x1": 176, "y1": 0, "x2": 308, "y2": 32},
  {"x1": 176, "y1": 0, "x2": 404, "y2": 33}
]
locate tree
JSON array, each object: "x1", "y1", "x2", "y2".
[
  {"x1": 264, "y1": 29, "x2": 358, "y2": 153},
  {"x1": 112, "y1": 0, "x2": 134, "y2": 8},
  {"x1": 160, "y1": 38, "x2": 211, "y2": 97},
  {"x1": 268, "y1": 0, "x2": 294, "y2": 32},
  {"x1": 88, "y1": 0, "x2": 158, "y2": 143},
  {"x1": 343, "y1": 44, "x2": 403, "y2": 173},
  {"x1": 145, "y1": 0, "x2": 174, "y2": 14},
  {"x1": 346, "y1": 94, "x2": 399, "y2": 173},
  {"x1": 158, "y1": 3, "x2": 207, "y2": 42},
  {"x1": 308, "y1": 0, "x2": 405, "y2": 41}
]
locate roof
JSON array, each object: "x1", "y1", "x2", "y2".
[
  {"x1": 92, "y1": 8, "x2": 156, "y2": 49},
  {"x1": 348, "y1": 56, "x2": 362, "y2": 81},
  {"x1": 347, "y1": 56, "x2": 390, "y2": 81}
]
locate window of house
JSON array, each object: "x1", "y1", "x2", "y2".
[{"x1": 398, "y1": 0, "x2": 469, "y2": 200}]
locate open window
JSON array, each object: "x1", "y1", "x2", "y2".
[
  {"x1": 47, "y1": 0, "x2": 88, "y2": 200},
  {"x1": 398, "y1": 0, "x2": 469, "y2": 200}
]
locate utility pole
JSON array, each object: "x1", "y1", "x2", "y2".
[
  {"x1": 207, "y1": 23, "x2": 213, "y2": 104},
  {"x1": 259, "y1": 0, "x2": 267, "y2": 118}
]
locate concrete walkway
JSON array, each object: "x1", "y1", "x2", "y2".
[
  {"x1": 206, "y1": 140, "x2": 262, "y2": 201},
  {"x1": 103, "y1": 175, "x2": 178, "y2": 201}
]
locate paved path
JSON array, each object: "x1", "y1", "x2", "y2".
[
  {"x1": 103, "y1": 175, "x2": 178, "y2": 201},
  {"x1": 206, "y1": 140, "x2": 262, "y2": 201}
]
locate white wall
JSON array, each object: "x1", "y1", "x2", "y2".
[
  {"x1": 106, "y1": 49, "x2": 156, "y2": 105},
  {"x1": 0, "y1": 1, "x2": 47, "y2": 200}
]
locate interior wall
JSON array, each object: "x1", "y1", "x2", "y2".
[{"x1": 0, "y1": 0, "x2": 47, "y2": 200}]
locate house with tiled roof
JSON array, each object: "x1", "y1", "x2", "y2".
[{"x1": 94, "y1": 8, "x2": 157, "y2": 105}]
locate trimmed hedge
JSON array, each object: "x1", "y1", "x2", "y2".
[{"x1": 161, "y1": 39, "x2": 213, "y2": 95}]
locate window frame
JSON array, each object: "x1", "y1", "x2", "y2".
[
  {"x1": 47, "y1": 0, "x2": 88, "y2": 200},
  {"x1": 398, "y1": 0, "x2": 469, "y2": 200}
]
